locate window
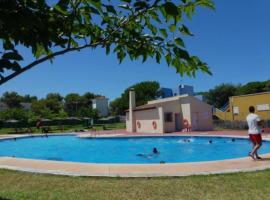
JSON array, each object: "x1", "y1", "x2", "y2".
[
  {"x1": 257, "y1": 104, "x2": 270, "y2": 111},
  {"x1": 164, "y1": 112, "x2": 173, "y2": 122},
  {"x1": 233, "y1": 106, "x2": 239, "y2": 114}
]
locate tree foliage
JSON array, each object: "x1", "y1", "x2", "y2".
[
  {"x1": 0, "y1": 0, "x2": 214, "y2": 85},
  {"x1": 202, "y1": 80, "x2": 270, "y2": 108},
  {"x1": 0, "y1": 108, "x2": 29, "y2": 121},
  {"x1": 64, "y1": 92, "x2": 100, "y2": 117},
  {"x1": 31, "y1": 100, "x2": 54, "y2": 119},
  {"x1": 203, "y1": 84, "x2": 240, "y2": 108},
  {"x1": 22, "y1": 94, "x2": 38, "y2": 103},
  {"x1": 44, "y1": 93, "x2": 64, "y2": 114},
  {"x1": 64, "y1": 93, "x2": 82, "y2": 116},
  {"x1": 237, "y1": 81, "x2": 268, "y2": 95},
  {"x1": 110, "y1": 81, "x2": 161, "y2": 115},
  {"x1": 0, "y1": 91, "x2": 101, "y2": 120},
  {"x1": 0, "y1": 92, "x2": 23, "y2": 108}
]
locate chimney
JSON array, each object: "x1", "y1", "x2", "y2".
[{"x1": 128, "y1": 88, "x2": 136, "y2": 132}]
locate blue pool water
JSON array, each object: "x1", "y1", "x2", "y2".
[{"x1": 0, "y1": 135, "x2": 270, "y2": 164}]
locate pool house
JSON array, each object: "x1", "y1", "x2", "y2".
[{"x1": 126, "y1": 89, "x2": 213, "y2": 134}]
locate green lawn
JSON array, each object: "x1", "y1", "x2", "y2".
[{"x1": 0, "y1": 169, "x2": 270, "y2": 200}]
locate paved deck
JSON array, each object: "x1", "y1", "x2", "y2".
[{"x1": 1, "y1": 130, "x2": 270, "y2": 177}]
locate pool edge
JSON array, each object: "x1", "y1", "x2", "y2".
[{"x1": 1, "y1": 134, "x2": 270, "y2": 177}]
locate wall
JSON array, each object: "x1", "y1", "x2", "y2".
[
  {"x1": 230, "y1": 93, "x2": 270, "y2": 121},
  {"x1": 181, "y1": 96, "x2": 213, "y2": 131},
  {"x1": 162, "y1": 101, "x2": 182, "y2": 133},
  {"x1": 134, "y1": 108, "x2": 163, "y2": 133},
  {"x1": 213, "y1": 107, "x2": 233, "y2": 121}
]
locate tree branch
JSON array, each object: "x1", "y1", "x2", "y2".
[
  {"x1": 0, "y1": 1, "x2": 158, "y2": 85},
  {"x1": 0, "y1": 44, "x2": 91, "y2": 85}
]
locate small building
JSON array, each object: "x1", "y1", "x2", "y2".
[
  {"x1": 126, "y1": 89, "x2": 213, "y2": 134},
  {"x1": 213, "y1": 92, "x2": 270, "y2": 121},
  {"x1": 92, "y1": 96, "x2": 109, "y2": 117}
]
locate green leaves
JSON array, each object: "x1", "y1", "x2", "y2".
[
  {"x1": 105, "y1": 5, "x2": 117, "y2": 14},
  {"x1": 89, "y1": 6, "x2": 100, "y2": 15},
  {"x1": 196, "y1": 0, "x2": 215, "y2": 10},
  {"x1": 179, "y1": 25, "x2": 194, "y2": 36},
  {"x1": 159, "y1": 29, "x2": 168, "y2": 38},
  {"x1": 163, "y1": 2, "x2": 179, "y2": 16},
  {"x1": 174, "y1": 37, "x2": 185, "y2": 47},
  {"x1": 121, "y1": 0, "x2": 131, "y2": 3},
  {"x1": 169, "y1": 24, "x2": 176, "y2": 32},
  {"x1": 134, "y1": 1, "x2": 149, "y2": 11},
  {"x1": 0, "y1": 59, "x2": 21, "y2": 71},
  {"x1": 173, "y1": 47, "x2": 190, "y2": 60},
  {"x1": 2, "y1": 52, "x2": 23, "y2": 61},
  {"x1": 165, "y1": 53, "x2": 172, "y2": 66},
  {"x1": 54, "y1": 4, "x2": 68, "y2": 15},
  {"x1": 0, "y1": 0, "x2": 214, "y2": 85},
  {"x1": 118, "y1": 4, "x2": 132, "y2": 10}
]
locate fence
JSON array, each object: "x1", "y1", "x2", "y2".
[
  {"x1": 214, "y1": 120, "x2": 270, "y2": 130},
  {"x1": 0, "y1": 118, "x2": 90, "y2": 129}
]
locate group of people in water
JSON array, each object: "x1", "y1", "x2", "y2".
[{"x1": 137, "y1": 137, "x2": 238, "y2": 160}]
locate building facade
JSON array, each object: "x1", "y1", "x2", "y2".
[
  {"x1": 159, "y1": 87, "x2": 173, "y2": 98},
  {"x1": 213, "y1": 92, "x2": 270, "y2": 121},
  {"x1": 92, "y1": 96, "x2": 109, "y2": 117},
  {"x1": 173, "y1": 84, "x2": 194, "y2": 96},
  {"x1": 126, "y1": 89, "x2": 213, "y2": 134}
]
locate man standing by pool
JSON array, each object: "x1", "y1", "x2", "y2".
[{"x1": 246, "y1": 106, "x2": 264, "y2": 160}]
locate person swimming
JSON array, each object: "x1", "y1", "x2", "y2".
[
  {"x1": 182, "y1": 139, "x2": 191, "y2": 143},
  {"x1": 153, "y1": 147, "x2": 159, "y2": 154},
  {"x1": 209, "y1": 140, "x2": 212, "y2": 144},
  {"x1": 136, "y1": 148, "x2": 160, "y2": 158}
]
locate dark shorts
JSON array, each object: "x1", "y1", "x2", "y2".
[{"x1": 249, "y1": 134, "x2": 262, "y2": 144}]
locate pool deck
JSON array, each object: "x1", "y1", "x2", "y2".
[{"x1": 1, "y1": 130, "x2": 270, "y2": 177}]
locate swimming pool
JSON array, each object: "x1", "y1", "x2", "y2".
[{"x1": 0, "y1": 135, "x2": 269, "y2": 164}]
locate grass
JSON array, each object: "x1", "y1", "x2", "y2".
[
  {"x1": 0, "y1": 123, "x2": 126, "y2": 135},
  {"x1": 0, "y1": 169, "x2": 270, "y2": 200}
]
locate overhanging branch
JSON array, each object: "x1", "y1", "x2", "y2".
[
  {"x1": 0, "y1": 2, "x2": 158, "y2": 86},
  {"x1": 0, "y1": 44, "x2": 92, "y2": 85}
]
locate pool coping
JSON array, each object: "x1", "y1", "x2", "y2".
[{"x1": 1, "y1": 133, "x2": 270, "y2": 177}]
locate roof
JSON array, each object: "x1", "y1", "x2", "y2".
[
  {"x1": 93, "y1": 96, "x2": 108, "y2": 100},
  {"x1": 125, "y1": 106, "x2": 156, "y2": 112},
  {"x1": 147, "y1": 94, "x2": 189, "y2": 105},
  {"x1": 230, "y1": 91, "x2": 270, "y2": 99},
  {"x1": 125, "y1": 94, "x2": 191, "y2": 112},
  {"x1": 125, "y1": 94, "x2": 212, "y2": 113}
]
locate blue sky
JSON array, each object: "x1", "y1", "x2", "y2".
[{"x1": 1, "y1": 0, "x2": 270, "y2": 101}]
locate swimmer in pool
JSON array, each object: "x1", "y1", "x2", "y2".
[
  {"x1": 152, "y1": 147, "x2": 159, "y2": 154},
  {"x1": 136, "y1": 148, "x2": 160, "y2": 158}
]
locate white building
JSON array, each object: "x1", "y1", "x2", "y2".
[
  {"x1": 126, "y1": 89, "x2": 213, "y2": 134},
  {"x1": 92, "y1": 96, "x2": 109, "y2": 117}
]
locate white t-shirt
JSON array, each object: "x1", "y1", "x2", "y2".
[{"x1": 246, "y1": 113, "x2": 261, "y2": 134}]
